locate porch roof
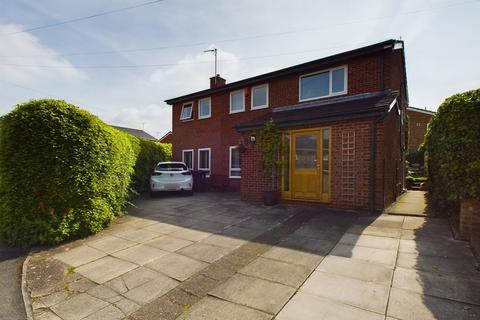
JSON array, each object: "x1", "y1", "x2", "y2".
[{"x1": 235, "y1": 90, "x2": 398, "y2": 132}]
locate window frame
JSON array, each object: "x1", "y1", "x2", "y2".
[
  {"x1": 229, "y1": 145, "x2": 241, "y2": 179},
  {"x1": 197, "y1": 147, "x2": 211, "y2": 177},
  {"x1": 198, "y1": 97, "x2": 211, "y2": 119},
  {"x1": 229, "y1": 90, "x2": 245, "y2": 114},
  {"x1": 250, "y1": 84, "x2": 269, "y2": 110},
  {"x1": 182, "y1": 149, "x2": 194, "y2": 170},
  {"x1": 298, "y1": 65, "x2": 348, "y2": 102},
  {"x1": 180, "y1": 101, "x2": 194, "y2": 121}
]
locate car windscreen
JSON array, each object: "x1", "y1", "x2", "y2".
[{"x1": 155, "y1": 163, "x2": 188, "y2": 171}]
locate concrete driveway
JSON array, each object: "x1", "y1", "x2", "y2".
[
  {"x1": 0, "y1": 246, "x2": 27, "y2": 320},
  {"x1": 24, "y1": 192, "x2": 480, "y2": 320}
]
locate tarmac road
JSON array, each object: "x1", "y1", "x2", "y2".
[{"x1": 0, "y1": 246, "x2": 27, "y2": 320}]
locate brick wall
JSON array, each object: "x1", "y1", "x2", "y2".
[
  {"x1": 172, "y1": 52, "x2": 396, "y2": 184},
  {"x1": 239, "y1": 117, "x2": 392, "y2": 211},
  {"x1": 407, "y1": 110, "x2": 433, "y2": 151}
]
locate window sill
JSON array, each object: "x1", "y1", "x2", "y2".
[
  {"x1": 299, "y1": 91, "x2": 347, "y2": 103},
  {"x1": 198, "y1": 115, "x2": 211, "y2": 120},
  {"x1": 251, "y1": 105, "x2": 268, "y2": 111},
  {"x1": 229, "y1": 109, "x2": 245, "y2": 114}
]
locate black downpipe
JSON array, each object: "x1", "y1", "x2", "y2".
[{"x1": 370, "y1": 121, "x2": 377, "y2": 213}]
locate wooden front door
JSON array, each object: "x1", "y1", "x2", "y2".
[{"x1": 292, "y1": 131, "x2": 322, "y2": 200}]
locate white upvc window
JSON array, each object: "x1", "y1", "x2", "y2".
[
  {"x1": 229, "y1": 146, "x2": 241, "y2": 178},
  {"x1": 251, "y1": 84, "x2": 269, "y2": 110},
  {"x1": 198, "y1": 148, "x2": 211, "y2": 177},
  {"x1": 230, "y1": 90, "x2": 245, "y2": 114},
  {"x1": 299, "y1": 65, "x2": 347, "y2": 102},
  {"x1": 180, "y1": 102, "x2": 194, "y2": 120},
  {"x1": 182, "y1": 149, "x2": 194, "y2": 170},
  {"x1": 198, "y1": 97, "x2": 211, "y2": 119}
]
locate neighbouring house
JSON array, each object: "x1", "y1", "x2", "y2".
[
  {"x1": 158, "y1": 131, "x2": 173, "y2": 143},
  {"x1": 165, "y1": 39, "x2": 408, "y2": 211},
  {"x1": 406, "y1": 106, "x2": 435, "y2": 152},
  {"x1": 112, "y1": 125, "x2": 157, "y2": 141}
]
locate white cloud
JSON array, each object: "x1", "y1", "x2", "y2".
[
  {"x1": 93, "y1": 103, "x2": 172, "y2": 139},
  {"x1": 0, "y1": 24, "x2": 86, "y2": 83},
  {"x1": 148, "y1": 46, "x2": 244, "y2": 97}
]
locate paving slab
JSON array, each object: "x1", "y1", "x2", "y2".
[
  {"x1": 347, "y1": 225, "x2": 402, "y2": 238},
  {"x1": 51, "y1": 293, "x2": 108, "y2": 320},
  {"x1": 402, "y1": 216, "x2": 448, "y2": 230},
  {"x1": 396, "y1": 252, "x2": 479, "y2": 276},
  {"x1": 385, "y1": 191, "x2": 427, "y2": 216},
  {"x1": 111, "y1": 244, "x2": 168, "y2": 265},
  {"x1": 356, "y1": 215, "x2": 404, "y2": 229},
  {"x1": 239, "y1": 256, "x2": 311, "y2": 288},
  {"x1": 83, "y1": 305, "x2": 124, "y2": 320},
  {"x1": 112, "y1": 297, "x2": 140, "y2": 315},
  {"x1": 36, "y1": 310, "x2": 62, "y2": 320},
  {"x1": 400, "y1": 228, "x2": 453, "y2": 241},
  {"x1": 145, "y1": 252, "x2": 208, "y2": 281},
  {"x1": 276, "y1": 291, "x2": 384, "y2": 320},
  {"x1": 210, "y1": 273, "x2": 295, "y2": 314},
  {"x1": 330, "y1": 243, "x2": 397, "y2": 266},
  {"x1": 392, "y1": 267, "x2": 480, "y2": 305},
  {"x1": 261, "y1": 235, "x2": 334, "y2": 268},
  {"x1": 293, "y1": 224, "x2": 346, "y2": 241},
  {"x1": 398, "y1": 238, "x2": 473, "y2": 258},
  {"x1": 339, "y1": 233, "x2": 399, "y2": 250},
  {"x1": 317, "y1": 255, "x2": 393, "y2": 285},
  {"x1": 87, "y1": 285, "x2": 119, "y2": 300},
  {"x1": 177, "y1": 296, "x2": 271, "y2": 320},
  {"x1": 300, "y1": 271, "x2": 390, "y2": 314},
  {"x1": 115, "y1": 229, "x2": 161, "y2": 243},
  {"x1": 123, "y1": 274, "x2": 178, "y2": 305},
  {"x1": 121, "y1": 267, "x2": 161, "y2": 290},
  {"x1": 123, "y1": 217, "x2": 158, "y2": 228},
  {"x1": 169, "y1": 228, "x2": 213, "y2": 242},
  {"x1": 177, "y1": 243, "x2": 231, "y2": 263},
  {"x1": 75, "y1": 256, "x2": 137, "y2": 284},
  {"x1": 200, "y1": 233, "x2": 248, "y2": 249},
  {"x1": 143, "y1": 222, "x2": 183, "y2": 234},
  {"x1": 54, "y1": 245, "x2": 106, "y2": 267},
  {"x1": 86, "y1": 236, "x2": 137, "y2": 254},
  {"x1": 145, "y1": 235, "x2": 193, "y2": 252},
  {"x1": 387, "y1": 287, "x2": 480, "y2": 320}
]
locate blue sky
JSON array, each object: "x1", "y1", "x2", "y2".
[{"x1": 1, "y1": 0, "x2": 479, "y2": 138}]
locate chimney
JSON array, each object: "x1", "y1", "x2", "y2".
[{"x1": 210, "y1": 74, "x2": 226, "y2": 89}]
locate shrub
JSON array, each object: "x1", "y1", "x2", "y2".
[
  {"x1": 129, "y1": 138, "x2": 172, "y2": 193},
  {"x1": 423, "y1": 88, "x2": 480, "y2": 212},
  {"x1": 0, "y1": 99, "x2": 167, "y2": 246}
]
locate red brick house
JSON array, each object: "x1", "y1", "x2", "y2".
[
  {"x1": 406, "y1": 106, "x2": 434, "y2": 151},
  {"x1": 165, "y1": 39, "x2": 408, "y2": 211},
  {"x1": 158, "y1": 131, "x2": 173, "y2": 144}
]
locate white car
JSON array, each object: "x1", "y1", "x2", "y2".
[{"x1": 150, "y1": 162, "x2": 193, "y2": 196}]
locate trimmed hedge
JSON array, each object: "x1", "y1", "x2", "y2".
[
  {"x1": 423, "y1": 88, "x2": 480, "y2": 212},
  {"x1": 129, "y1": 138, "x2": 172, "y2": 193},
  {"x1": 0, "y1": 99, "x2": 170, "y2": 245}
]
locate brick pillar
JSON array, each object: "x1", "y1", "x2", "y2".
[
  {"x1": 459, "y1": 199, "x2": 476, "y2": 239},
  {"x1": 466, "y1": 199, "x2": 480, "y2": 259}
]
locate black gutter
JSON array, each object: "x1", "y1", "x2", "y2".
[{"x1": 165, "y1": 39, "x2": 399, "y2": 105}]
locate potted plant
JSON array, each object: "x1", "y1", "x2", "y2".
[{"x1": 257, "y1": 118, "x2": 283, "y2": 206}]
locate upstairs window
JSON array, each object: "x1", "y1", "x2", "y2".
[
  {"x1": 198, "y1": 148, "x2": 211, "y2": 177},
  {"x1": 251, "y1": 84, "x2": 268, "y2": 110},
  {"x1": 299, "y1": 66, "x2": 347, "y2": 101},
  {"x1": 180, "y1": 102, "x2": 193, "y2": 120},
  {"x1": 198, "y1": 97, "x2": 211, "y2": 119},
  {"x1": 229, "y1": 146, "x2": 241, "y2": 178},
  {"x1": 230, "y1": 90, "x2": 245, "y2": 114}
]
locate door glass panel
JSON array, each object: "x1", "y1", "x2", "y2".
[
  {"x1": 322, "y1": 128, "x2": 330, "y2": 193},
  {"x1": 295, "y1": 134, "x2": 317, "y2": 169},
  {"x1": 283, "y1": 133, "x2": 290, "y2": 191}
]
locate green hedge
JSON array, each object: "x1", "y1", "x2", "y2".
[
  {"x1": 129, "y1": 138, "x2": 172, "y2": 194},
  {"x1": 423, "y1": 88, "x2": 480, "y2": 212},
  {"x1": 0, "y1": 99, "x2": 170, "y2": 245}
]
